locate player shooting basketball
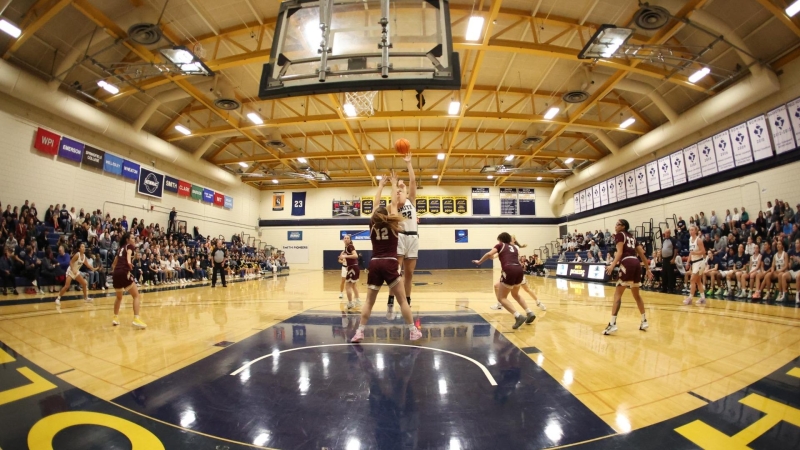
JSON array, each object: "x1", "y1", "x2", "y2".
[{"x1": 386, "y1": 140, "x2": 419, "y2": 318}]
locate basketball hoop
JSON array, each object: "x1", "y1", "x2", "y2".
[{"x1": 344, "y1": 91, "x2": 377, "y2": 117}]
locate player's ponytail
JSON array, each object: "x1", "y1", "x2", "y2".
[{"x1": 372, "y1": 206, "x2": 403, "y2": 233}]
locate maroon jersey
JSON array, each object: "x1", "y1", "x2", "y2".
[
  {"x1": 614, "y1": 231, "x2": 637, "y2": 258},
  {"x1": 370, "y1": 220, "x2": 398, "y2": 258},
  {"x1": 113, "y1": 244, "x2": 135, "y2": 274},
  {"x1": 494, "y1": 243, "x2": 521, "y2": 269},
  {"x1": 345, "y1": 243, "x2": 358, "y2": 267}
]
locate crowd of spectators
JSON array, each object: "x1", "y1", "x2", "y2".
[{"x1": 0, "y1": 199, "x2": 287, "y2": 295}]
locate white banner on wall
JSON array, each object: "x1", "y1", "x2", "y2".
[
  {"x1": 625, "y1": 170, "x2": 637, "y2": 199},
  {"x1": 747, "y1": 115, "x2": 773, "y2": 161},
  {"x1": 585, "y1": 188, "x2": 593, "y2": 211},
  {"x1": 670, "y1": 151, "x2": 687, "y2": 185},
  {"x1": 787, "y1": 97, "x2": 800, "y2": 146},
  {"x1": 729, "y1": 122, "x2": 753, "y2": 166},
  {"x1": 712, "y1": 129, "x2": 735, "y2": 172},
  {"x1": 607, "y1": 179, "x2": 617, "y2": 204},
  {"x1": 282, "y1": 245, "x2": 309, "y2": 264},
  {"x1": 573, "y1": 193, "x2": 581, "y2": 213},
  {"x1": 592, "y1": 184, "x2": 601, "y2": 209},
  {"x1": 646, "y1": 161, "x2": 660, "y2": 193},
  {"x1": 657, "y1": 156, "x2": 673, "y2": 189},
  {"x1": 579, "y1": 189, "x2": 587, "y2": 211},
  {"x1": 683, "y1": 144, "x2": 702, "y2": 181},
  {"x1": 697, "y1": 137, "x2": 719, "y2": 177},
  {"x1": 616, "y1": 175, "x2": 627, "y2": 201},
  {"x1": 599, "y1": 182, "x2": 609, "y2": 206},
  {"x1": 634, "y1": 166, "x2": 648, "y2": 195},
  {"x1": 767, "y1": 105, "x2": 797, "y2": 154}
]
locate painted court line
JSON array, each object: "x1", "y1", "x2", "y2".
[{"x1": 230, "y1": 343, "x2": 498, "y2": 386}]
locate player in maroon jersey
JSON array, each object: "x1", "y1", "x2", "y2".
[
  {"x1": 603, "y1": 219, "x2": 652, "y2": 335},
  {"x1": 111, "y1": 233, "x2": 146, "y2": 329},
  {"x1": 473, "y1": 232, "x2": 536, "y2": 330},
  {"x1": 351, "y1": 173, "x2": 422, "y2": 343},
  {"x1": 341, "y1": 234, "x2": 362, "y2": 309}
]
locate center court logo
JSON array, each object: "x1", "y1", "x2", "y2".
[{"x1": 143, "y1": 173, "x2": 160, "y2": 194}]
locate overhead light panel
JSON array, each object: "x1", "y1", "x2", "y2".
[
  {"x1": 366, "y1": 154, "x2": 375, "y2": 161},
  {"x1": 544, "y1": 107, "x2": 560, "y2": 120},
  {"x1": 578, "y1": 25, "x2": 633, "y2": 60},
  {"x1": 343, "y1": 103, "x2": 357, "y2": 117},
  {"x1": 247, "y1": 112, "x2": 263, "y2": 124},
  {"x1": 448, "y1": 101, "x2": 460, "y2": 115},
  {"x1": 465, "y1": 16, "x2": 485, "y2": 41},
  {"x1": 272, "y1": 179, "x2": 279, "y2": 184},
  {"x1": 297, "y1": 157, "x2": 307, "y2": 163},
  {"x1": 376, "y1": 175, "x2": 383, "y2": 180},
  {"x1": 487, "y1": 175, "x2": 494, "y2": 180},
  {"x1": 432, "y1": 174, "x2": 439, "y2": 179},
  {"x1": 787, "y1": 1, "x2": 800, "y2": 17},
  {"x1": 175, "y1": 125, "x2": 191, "y2": 135},
  {"x1": 159, "y1": 46, "x2": 213, "y2": 76},
  {"x1": 238, "y1": 162, "x2": 249, "y2": 168},
  {"x1": 96, "y1": 80, "x2": 119, "y2": 95},
  {"x1": 437, "y1": 153, "x2": 445, "y2": 160},
  {"x1": 564, "y1": 157, "x2": 574, "y2": 164},
  {"x1": 537, "y1": 176, "x2": 542, "y2": 181},
  {"x1": 504, "y1": 155, "x2": 514, "y2": 161},
  {"x1": 688, "y1": 67, "x2": 711, "y2": 83},
  {"x1": 0, "y1": 19, "x2": 21, "y2": 38},
  {"x1": 620, "y1": 117, "x2": 636, "y2": 129}
]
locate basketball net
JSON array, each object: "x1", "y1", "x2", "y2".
[{"x1": 344, "y1": 91, "x2": 378, "y2": 117}]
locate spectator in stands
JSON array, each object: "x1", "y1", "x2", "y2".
[
  {"x1": 168, "y1": 208, "x2": 177, "y2": 234},
  {"x1": 783, "y1": 217, "x2": 793, "y2": 236},
  {"x1": 713, "y1": 234, "x2": 727, "y2": 253},
  {"x1": 710, "y1": 211, "x2": 718, "y2": 229},
  {"x1": 661, "y1": 229, "x2": 678, "y2": 293},
  {"x1": 120, "y1": 215, "x2": 128, "y2": 232},
  {"x1": 19, "y1": 244, "x2": 41, "y2": 294},
  {"x1": 699, "y1": 212, "x2": 709, "y2": 232},
  {"x1": 589, "y1": 240, "x2": 600, "y2": 255},
  {"x1": 39, "y1": 248, "x2": 60, "y2": 293},
  {"x1": 0, "y1": 247, "x2": 17, "y2": 295},
  {"x1": 558, "y1": 251, "x2": 567, "y2": 262},
  {"x1": 58, "y1": 204, "x2": 70, "y2": 232},
  {"x1": 585, "y1": 251, "x2": 596, "y2": 263},
  {"x1": 730, "y1": 208, "x2": 740, "y2": 229},
  {"x1": 741, "y1": 207, "x2": 750, "y2": 224},
  {"x1": 785, "y1": 203, "x2": 794, "y2": 223},
  {"x1": 573, "y1": 253, "x2": 583, "y2": 262}
]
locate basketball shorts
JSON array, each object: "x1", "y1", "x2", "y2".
[
  {"x1": 367, "y1": 258, "x2": 401, "y2": 290},
  {"x1": 617, "y1": 257, "x2": 642, "y2": 287},
  {"x1": 346, "y1": 266, "x2": 360, "y2": 283},
  {"x1": 397, "y1": 233, "x2": 419, "y2": 259},
  {"x1": 789, "y1": 270, "x2": 800, "y2": 281},
  {"x1": 112, "y1": 271, "x2": 134, "y2": 290},
  {"x1": 341, "y1": 266, "x2": 347, "y2": 277},
  {"x1": 499, "y1": 265, "x2": 524, "y2": 288},
  {"x1": 690, "y1": 259, "x2": 706, "y2": 275}
]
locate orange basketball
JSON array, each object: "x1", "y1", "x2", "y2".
[{"x1": 394, "y1": 138, "x2": 411, "y2": 155}]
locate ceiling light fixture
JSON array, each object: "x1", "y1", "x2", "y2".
[
  {"x1": 175, "y1": 125, "x2": 191, "y2": 135},
  {"x1": 272, "y1": 179, "x2": 279, "y2": 184},
  {"x1": 688, "y1": 67, "x2": 711, "y2": 83},
  {"x1": 366, "y1": 154, "x2": 375, "y2": 161},
  {"x1": 505, "y1": 155, "x2": 514, "y2": 161},
  {"x1": 544, "y1": 107, "x2": 560, "y2": 120},
  {"x1": 0, "y1": 19, "x2": 21, "y2": 38},
  {"x1": 619, "y1": 117, "x2": 636, "y2": 129},
  {"x1": 537, "y1": 176, "x2": 542, "y2": 181},
  {"x1": 448, "y1": 101, "x2": 460, "y2": 115},
  {"x1": 564, "y1": 157, "x2": 574, "y2": 164},
  {"x1": 158, "y1": 46, "x2": 213, "y2": 76},
  {"x1": 96, "y1": 80, "x2": 119, "y2": 95},
  {"x1": 238, "y1": 162, "x2": 249, "y2": 168},
  {"x1": 376, "y1": 175, "x2": 383, "y2": 180},
  {"x1": 343, "y1": 103, "x2": 357, "y2": 117},
  {"x1": 432, "y1": 174, "x2": 439, "y2": 179},
  {"x1": 465, "y1": 16, "x2": 485, "y2": 41},
  {"x1": 487, "y1": 175, "x2": 494, "y2": 180},
  {"x1": 437, "y1": 153, "x2": 445, "y2": 160},
  {"x1": 247, "y1": 112, "x2": 263, "y2": 124},
  {"x1": 787, "y1": 1, "x2": 800, "y2": 17},
  {"x1": 578, "y1": 25, "x2": 634, "y2": 59},
  {"x1": 297, "y1": 157, "x2": 307, "y2": 163}
]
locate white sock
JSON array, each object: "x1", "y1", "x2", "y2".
[
  {"x1": 357, "y1": 325, "x2": 365, "y2": 332},
  {"x1": 610, "y1": 316, "x2": 617, "y2": 325},
  {"x1": 134, "y1": 315, "x2": 140, "y2": 319},
  {"x1": 641, "y1": 313, "x2": 647, "y2": 322},
  {"x1": 514, "y1": 312, "x2": 521, "y2": 318},
  {"x1": 525, "y1": 308, "x2": 533, "y2": 314},
  {"x1": 406, "y1": 324, "x2": 416, "y2": 331}
]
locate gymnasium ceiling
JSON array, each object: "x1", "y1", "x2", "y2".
[{"x1": 1, "y1": 0, "x2": 799, "y2": 190}]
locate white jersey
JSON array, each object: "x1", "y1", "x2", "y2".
[
  {"x1": 66, "y1": 253, "x2": 85, "y2": 278},
  {"x1": 775, "y1": 251, "x2": 785, "y2": 270},
  {"x1": 749, "y1": 254, "x2": 761, "y2": 271},
  {"x1": 689, "y1": 236, "x2": 699, "y2": 253},
  {"x1": 398, "y1": 199, "x2": 418, "y2": 233}
]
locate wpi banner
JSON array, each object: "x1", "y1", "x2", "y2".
[
  {"x1": 122, "y1": 160, "x2": 140, "y2": 180},
  {"x1": 178, "y1": 180, "x2": 191, "y2": 197},
  {"x1": 137, "y1": 167, "x2": 164, "y2": 199},
  {"x1": 58, "y1": 137, "x2": 84, "y2": 163},
  {"x1": 202, "y1": 188, "x2": 214, "y2": 203},
  {"x1": 214, "y1": 192, "x2": 224, "y2": 206},
  {"x1": 103, "y1": 153, "x2": 123, "y2": 175},
  {"x1": 164, "y1": 176, "x2": 179, "y2": 193},
  {"x1": 224, "y1": 196, "x2": 233, "y2": 209},
  {"x1": 82, "y1": 145, "x2": 104, "y2": 169},
  {"x1": 34, "y1": 128, "x2": 60, "y2": 155}
]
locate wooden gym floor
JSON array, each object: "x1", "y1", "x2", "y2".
[{"x1": 1, "y1": 270, "x2": 799, "y2": 449}]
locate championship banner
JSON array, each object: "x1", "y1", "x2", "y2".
[
  {"x1": 599, "y1": 183, "x2": 608, "y2": 206},
  {"x1": 103, "y1": 153, "x2": 123, "y2": 175},
  {"x1": 202, "y1": 188, "x2": 214, "y2": 203},
  {"x1": 81, "y1": 145, "x2": 104, "y2": 170},
  {"x1": 442, "y1": 197, "x2": 454, "y2": 214},
  {"x1": 747, "y1": 115, "x2": 773, "y2": 161},
  {"x1": 683, "y1": 145, "x2": 702, "y2": 181},
  {"x1": 579, "y1": 189, "x2": 588, "y2": 211},
  {"x1": 137, "y1": 167, "x2": 164, "y2": 199},
  {"x1": 606, "y1": 179, "x2": 617, "y2": 204},
  {"x1": 624, "y1": 171, "x2": 636, "y2": 199},
  {"x1": 455, "y1": 196, "x2": 468, "y2": 215},
  {"x1": 615, "y1": 175, "x2": 626, "y2": 201},
  {"x1": 712, "y1": 129, "x2": 735, "y2": 172},
  {"x1": 634, "y1": 166, "x2": 648, "y2": 196},
  {"x1": 332, "y1": 199, "x2": 361, "y2": 217},
  {"x1": 178, "y1": 180, "x2": 191, "y2": 197},
  {"x1": 471, "y1": 188, "x2": 490, "y2": 215},
  {"x1": 378, "y1": 197, "x2": 391, "y2": 208},
  {"x1": 214, "y1": 192, "x2": 224, "y2": 206},
  {"x1": 428, "y1": 197, "x2": 441, "y2": 215},
  {"x1": 729, "y1": 123, "x2": 754, "y2": 167},
  {"x1": 657, "y1": 156, "x2": 673, "y2": 189},
  {"x1": 697, "y1": 137, "x2": 718, "y2": 177},
  {"x1": 58, "y1": 137, "x2": 83, "y2": 163},
  {"x1": 292, "y1": 192, "x2": 306, "y2": 216},
  {"x1": 415, "y1": 196, "x2": 428, "y2": 215},
  {"x1": 646, "y1": 161, "x2": 660, "y2": 193},
  {"x1": 361, "y1": 196, "x2": 374, "y2": 215},
  {"x1": 122, "y1": 160, "x2": 140, "y2": 181},
  {"x1": 273, "y1": 192, "x2": 285, "y2": 211},
  {"x1": 584, "y1": 188, "x2": 593, "y2": 210},
  {"x1": 767, "y1": 105, "x2": 796, "y2": 154},
  {"x1": 164, "y1": 176, "x2": 179, "y2": 193},
  {"x1": 670, "y1": 151, "x2": 687, "y2": 185},
  {"x1": 592, "y1": 184, "x2": 601, "y2": 208},
  {"x1": 574, "y1": 193, "x2": 581, "y2": 213},
  {"x1": 34, "y1": 128, "x2": 60, "y2": 155},
  {"x1": 518, "y1": 188, "x2": 535, "y2": 215},
  {"x1": 500, "y1": 188, "x2": 517, "y2": 216},
  {"x1": 786, "y1": 97, "x2": 800, "y2": 146},
  {"x1": 224, "y1": 196, "x2": 233, "y2": 209},
  {"x1": 190, "y1": 185, "x2": 203, "y2": 200}
]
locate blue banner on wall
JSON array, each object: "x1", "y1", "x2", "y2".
[
  {"x1": 224, "y1": 195, "x2": 233, "y2": 209},
  {"x1": 137, "y1": 167, "x2": 164, "y2": 198},
  {"x1": 164, "y1": 175, "x2": 179, "y2": 193},
  {"x1": 518, "y1": 188, "x2": 536, "y2": 216},
  {"x1": 292, "y1": 192, "x2": 307, "y2": 216},
  {"x1": 287, "y1": 231, "x2": 303, "y2": 241},
  {"x1": 202, "y1": 188, "x2": 214, "y2": 203},
  {"x1": 103, "y1": 153, "x2": 123, "y2": 175},
  {"x1": 58, "y1": 137, "x2": 84, "y2": 163},
  {"x1": 455, "y1": 229, "x2": 468, "y2": 243},
  {"x1": 340, "y1": 230, "x2": 371, "y2": 240},
  {"x1": 471, "y1": 187, "x2": 490, "y2": 216},
  {"x1": 122, "y1": 160, "x2": 140, "y2": 180}
]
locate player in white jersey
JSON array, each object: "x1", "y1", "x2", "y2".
[
  {"x1": 682, "y1": 225, "x2": 707, "y2": 305},
  {"x1": 761, "y1": 240, "x2": 786, "y2": 301},
  {"x1": 489, "y1": 235, "x2": 546, "y2": 312},
  {"x1": 55, "y1": 242, "x2": 95, "y2": 305},
  {"x1": 387, "y1": 151, "x2": 419, "y2": 312}
]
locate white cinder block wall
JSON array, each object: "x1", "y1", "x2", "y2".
[{"x1": 0, "y1": 109, "x2": 260, "y2": 239}]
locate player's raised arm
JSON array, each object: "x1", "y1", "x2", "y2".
[
  {"x1": 375, "y1": 173, "x2": 388, "y2": 205},
  {"x1": 405, "y1": 152, "x2": 416, "y2": 202},
  {"x1": 389, "y1": 171, "x2": 399, "y2": 215}
]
